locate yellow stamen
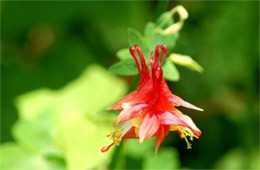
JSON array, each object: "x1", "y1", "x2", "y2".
[
  {"x1": 107, "y1": 121, "x2": 133, "y2": 145},
  {"x1": 184, "y1": 136, "x2": 192, "y2": 149},
  {"x1": 170, "y1": 125, "x2": 198, "y2": 149}
]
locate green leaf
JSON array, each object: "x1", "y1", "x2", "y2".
[
  {"x1": 128, "y1": 28, "x2": 150, "y2": 57},
  {"x1": 144, "y1": 22, "x2": 157, "y2": 38},
  {"x1": 11, "y1": 111, "x2": 62, "y2": 156},
  {"x1": 16, "y1": 65, "x2": 127, "y2": 119},
  {"x1": 148, "y1": 32, "x2": 179, "y2": 52},
  {"x1": 0, "y1": 143, "x2": 40, "y2": 170},
  {"x1": 14, "y1": 65, "x2": 127, "y2": 169},
  {"x1": 58, "y1": 65, "x2": 127, "y2": 115},
  {"x1": 143, "y1": 148, "x2": 180, "y2": 169},
  {"x1": 15, "y1": 89, "x2": 58, "y2": 121},
  {"x1": 156, "y1": 12, "x2": 173, "y2": 29},
  {"x1": 144, "y1": 22, "x2": 179, "y2": 51},
  {"x1": 169, "y1": 53, "x2": 204, "y2": 73},
  {"x1": 0, "y1": 143, "x2": 65, "y2": 170},
  {"x1": 57, "y1": 113, "x2": 113, "y2": 170},
  {"x1": 116, "y1": 48, "x2": 132, "y2": 60},
  {"x1": 162, "y1": 59, "x2": 180, "y2": 81},
  {"x1": 109, "y1": 58, "x2": 138, "y2": 76},
  {"x1": 145, "y1": 7, "x2": 190, "y2": 51},
  {"x1": 11, "y1": 120, "x2": 45, "y2": 154}
]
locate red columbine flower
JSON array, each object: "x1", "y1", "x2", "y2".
[{"x1": 101, "y1": 44, "x2": 203, "y2": 154}]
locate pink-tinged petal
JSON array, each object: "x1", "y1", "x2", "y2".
[
  {"x1": 159, "y1": 111, "x2": 201, "y2": 137},
  {"x1": 170, "y1": 94, "x2": 203, "y2": 111},
  {"x1": 159, "y1": 112, "x2": 187, "y2": 126},
  {"x1": 155, "y1": 125, "x2": 170, "y2": 155},
  {"x1": 116, "y1": 103, "x2": 148, "y2": 124},
  {"x1": 108, "y1": 91, "x2": 137, "y2": 110},
  {"x1": 139, "y1": 114, "x2": 160, "y2": 143},
  {"x1": 109, "y1": 78, "x2": 153, "y2": 111},
  {"x1": 178, "y1": 114, "x2": 202, "y2": 137},
  {"x1": 161, "y1": 79, "x2": 203, "y2": 111}
]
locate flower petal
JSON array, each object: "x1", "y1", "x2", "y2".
[
  {"x1": 116, "y1": 103, "x2": 147, "y2": 124},
  {"x1": 108, "y1": 91, "x2": 138, "y2": 110},
  {"x1": 109, "y1": 79, "x2": 153, "y2": 111},
  {"x1": 159, "y1": 111, "x2": 201, "y2": 137},
  {"x1": 162, "y1": 79, "x2": 203, "y2": 111},
  {"x1": 155, "y1": 125, "x2": 170, "y2": 155},
  {"x1": 139, "y1": 114, "x2": 160, "y2": 143},
  {"x1": 159, "y1": 111, "x2": 187, "y2": 125},
  {"x1": 178, "y1": 114, "x2": 202, "y2": 137},
  {"x1": 170, "y1": 94, "x2": 203, "y2": 111},
  {"x1": 122, "y1": 127, "x2": 139, "y2": 139}
]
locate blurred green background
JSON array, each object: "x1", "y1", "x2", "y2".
[{"x1": 1, "y1": 1, "x2": 259, "y2": 169}]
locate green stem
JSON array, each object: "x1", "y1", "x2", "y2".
[{"x1": 108, "y1": 143, "x2": 125, "y2": 169}]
